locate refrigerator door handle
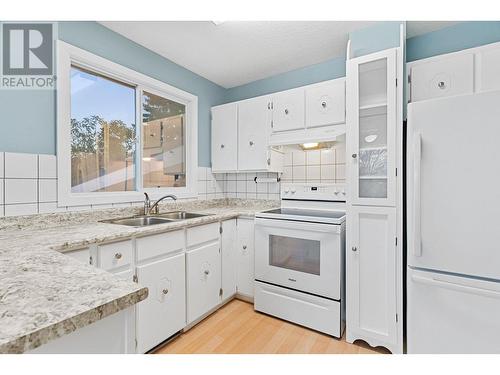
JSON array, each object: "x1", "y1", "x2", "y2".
[
  {"x1": 411, "y1": 275, "x2": 500, "y2": 299},
  {"x1": 413, "y1": 132, "x2": 422, "y2": 257}
]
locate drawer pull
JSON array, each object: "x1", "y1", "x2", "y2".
[
  {"x1": 204, "y1": 269, "x2": 210, "y2": 276},
  {"x1": 243, "y1": 245, "x2": 247, "y2": 250},
  {"x1": 162, "y1": 288, "x2": 169, "y2": 295},
  {"x1": 114, "y1": 252, "x2": 123, "y2": 260},
  {"x1": 321, "y1": 101, "x2": 327, "y2": 108}
]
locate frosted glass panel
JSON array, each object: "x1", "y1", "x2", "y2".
[
  {"x1": 269, "y1": 235, "x2": 320, "y2": 275},
  {"x1": 358, "y1": 58, "x2": 388, "y2": 199},
  {"x1": 359, "y1": 179, "x2": 387, "y2": 198}
]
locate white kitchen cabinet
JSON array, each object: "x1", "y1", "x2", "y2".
[
  {"x1": 211, "y1": 103, "x2": 238, "y2": 172},
  {"x1": 136, "y1": 253, "x2": 186, "y2": 353},
  {"x1": 346, "y1": 205, "x2": 399, "y2": 353},
  {"x1": 221, "y1": 219, "x2": 237, "y2": 302},
  {"x1": 410, "y1": 53, "x2": 474, "y2": 102},
  {"x1": 347, "y1": 48, "x2": 397, "y2": 207},
  {"x1": 238, "y1": 96, "x2": 273, "y2": 171},
  {"x1": 305, "y1": 79, "x2": 345, "y2": 128},
  {"x1": 271, "y1": 87, "x2": 305, "y2": 132},
  {"x1": 186, "y1": 240, "x2": 221, "y2": 324},
  {"x1": 236, "y1": 217, "x2": 255, "y2": 298}
]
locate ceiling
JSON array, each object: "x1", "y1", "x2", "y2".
[{"x1": 100, "y1": 21, "x2": 458, "y2": 88}]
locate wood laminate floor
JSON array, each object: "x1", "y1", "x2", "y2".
[{"x1": 154, "y1": 299, "x2": 390, "y2": 354}]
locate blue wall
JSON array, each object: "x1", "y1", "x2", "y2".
[
  {"x1": 225, "y1": 57, "x2": 346, "y2": 102},
  {"x1": 407, "y1": 21, "x2": 500, "y2": 62},
  {"x1": 349, "y1": 22, "x2": 402, "y2": 58},
  {"x1": 0, "y1": 21, "x2": 226, "y2": 167}
]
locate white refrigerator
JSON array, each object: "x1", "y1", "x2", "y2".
[{"x1": 407, "y1": 90, "x2": 500, "y2": 354}]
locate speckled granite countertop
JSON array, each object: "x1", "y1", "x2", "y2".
[{"x1": 0, "y1": 198, "x2": 278, "y2": 353}]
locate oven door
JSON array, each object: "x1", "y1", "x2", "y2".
[{"x1": 255, "y1": 217, "x2": 342, "y2": 300}]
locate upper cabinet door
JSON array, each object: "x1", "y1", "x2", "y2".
[
  {"x1": 305, "y1": 79, "x2": 346, "y2": 128},
  {"x1": 211, "y1": 103, "x2": 238, "y2": 172},
  {"x1": 347, "y1": 48, "x2": 397, "y2": 207},
  {"x1": 272, "y1": 88, "x2": 305, "y2": 132},
  {"x1": 410, "y1": 53, "x2": 473, "y2": 102},
  {"x1": 238, "y1": 96, "x2": 272, "y2": 171},
  {"x1": 478, "y1": 47, "x2": 500, "y2": 93}
]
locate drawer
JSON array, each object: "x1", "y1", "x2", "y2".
[
  {"x1": 98, "y1": 240, "x2": 133, "y2": 271},
  {"x1": 186, "y1": 222, "x2": 220, "y2": 248},
  {"x1": 65, "y1": 248, "x2": 91, "y2": 265},
  {"x1": 136, "y1": 230, "x2": 185, "y2": 262},
  {"x1": 254, "y1": 281, "x2": 342, "y2": 338}
]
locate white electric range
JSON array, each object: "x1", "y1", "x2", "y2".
[{"x1": 254, "y1": 183, "x2": 346, "y2": 337}]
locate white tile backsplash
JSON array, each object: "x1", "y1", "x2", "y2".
[
  {"x1": 321, "y1": 164, "x2": 335, "y2": 180},
  {"x1": 306, "y1": 150, "x2": 321, "y2": 165},
  {"x1": 292, "y1": 150, "x2": 306, "y2": 165},
  {"x1": 320, "y1": 148, "x2": 335, "y2": 164},
  {"x1": 38, "y1": 154, "x2": 57, "y2": 179},
  {"x1": 5, "y1": 203, "x2": 38, "y2": 217},
  {"x1": 5, "y1": 152, "x2": 38, "y2": 178},
  {"x1": 306, "y1": 165, "x2": 321, "y2": 181},
  {"x1": 39, "y1": 179, "x2": 57, "y2": 202},
  {"x1": 5, "y1": 179, "x2": 37, "y2": 204},
  {"x1": 292, "y1": 165, "x2": 306, "y2": 181}
]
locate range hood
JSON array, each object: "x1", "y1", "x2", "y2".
[{"x1": 269, "y1": 124, "x2": 346, "y2": 146}]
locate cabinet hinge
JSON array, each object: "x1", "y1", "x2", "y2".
[
  {"x1": 395, "y1": 237, "x2": 398, "y2": 246},
  {"x1": 133, "y1": 275, "x2": 138, "y2": 283},
  {"x1": 396, "y1": 78, "x2": 398, "y2": 87},
  {"x1": 395, "y1": 167, "x2": 397, "y2": 177},
  {"x1": 89, "y1": 255, "x2": 93, "y2": 266},
  {"x1": 271, "y1": 120, "x2": 273, "y2": 128},
  {"x1": 408, "y1": 74, "x2": 411, "y2": 84},
  {"x1": 219, "y1": 225, "x2": 223, "y2": 234},
  {"x1": 219, "y1": 288, "x2": 223, "y2": 297},
  {"x1": 396, "y1": 314, "x2": 399, "y2": 322}
]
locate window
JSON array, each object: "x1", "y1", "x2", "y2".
[
  {"x1": 70, "y1": 66, "x2": 137, "y2": 193},
  {"x1": 142, "y1": 91, "x2": 186, "y2": 188},
  {"x1": 57, "y1": 41, "x2": 198, "y2": 206}
]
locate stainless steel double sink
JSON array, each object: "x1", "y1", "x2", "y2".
[{"x1": 100, "y1": 211, "x2": 211, "y2": 227}]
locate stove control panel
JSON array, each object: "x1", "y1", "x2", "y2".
[{"x1": 281, "y1": 183, "x2": 346, "y2": 201}]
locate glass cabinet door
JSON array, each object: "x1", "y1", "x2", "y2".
[{"x1": 348, "y1": 49, "x2": 397, "y2": 206}]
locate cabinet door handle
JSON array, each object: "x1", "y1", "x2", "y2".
[
  {"x1": 284, "y1": 109, "x2": 289, "y2": 115},
  {"x1": 351, "y1": 246, "x2": 357, "y2": 252},
  {"x1": 249, "y1": 141, "x2": 254, "y2": 146},
  {"x1": 204, "y1": 269, "x2": 210, "y2": 276},
  {"x1": 162, "y1": 288, "x2": 169, "y2": 295},
  {"x1": 114, "y1": 252, "x2": 122, "y2": 260},
  {"x1": 438, "y1": 81, "x2": 446, "y2": 89},
  {"x1": 220, "y1": 144, "x2": 225, "y2": 149},
  {"x1": 351, "y1": 153, "x2": 357, "y2": 159},
  {"x1": 321, "y1": 101, "x2": 327, "y2": 108},
  {"x1": 243, "y1": 245, "x2": 247, "y2": 250}
]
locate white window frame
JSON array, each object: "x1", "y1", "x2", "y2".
[{"x1": 57, "y1": 41, "x2": 198, "y2": 206}]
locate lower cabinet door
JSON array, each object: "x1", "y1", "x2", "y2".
[
  {"x1": 186, "y1": 241, "x2": 221, "y2": 324},
  {"x1": 346, "y1": 205, "x2": 399, "y2": 353},
  {"x1": 236, "y1": 218, "x2": 255, "y2": 298},
  {"x1": 136, "y1": 253, "x2": 186, "y2": 353}
]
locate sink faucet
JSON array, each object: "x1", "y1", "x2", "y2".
[{"x1": 143, "y1": 192, "x2": 177, "y2": 215}]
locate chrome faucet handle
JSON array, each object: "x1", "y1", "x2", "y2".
[{"x1": 143, "y1": 192, "x2": 151, "y2": 215}]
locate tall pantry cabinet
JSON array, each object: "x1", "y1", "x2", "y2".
[{"x1": 345, "y1": 35, "x2": 404, "y2": 353}]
